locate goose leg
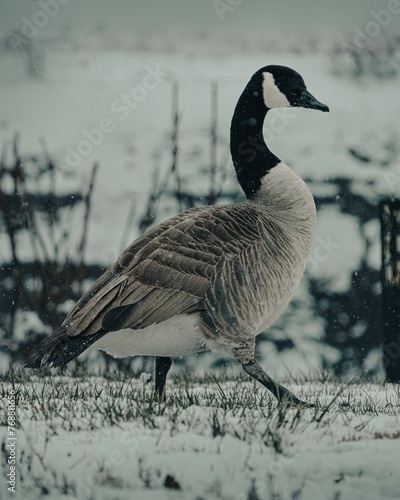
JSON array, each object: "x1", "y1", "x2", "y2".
[
  {"x1": 242, "y1": 359, "x2": 312, "y2": 407},
  {"x1": 154, "y1": 356, "x2": 172, "y2": 403}
]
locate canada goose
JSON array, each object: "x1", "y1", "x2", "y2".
[{"x1": 25, "y1": 65, "x2": 328, "y2": 406}]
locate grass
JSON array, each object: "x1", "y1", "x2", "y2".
[
  {"x1": 1, "y1": 367, "x2": 399, "y2": 500},
  {"x1": 1, "y1": 367, "x2": 398, "y2": 432}
]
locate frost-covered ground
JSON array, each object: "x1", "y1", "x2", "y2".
[
  {"x1": 2, "y1": 3, "x2": 400, "y2": 498},
  {"x1": 1, "y1": 370, "x2": 400, "y2": 500}
]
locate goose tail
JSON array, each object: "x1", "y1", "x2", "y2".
[{"x1": 24, "y1": 329, "x2": 107, "y2": 368}]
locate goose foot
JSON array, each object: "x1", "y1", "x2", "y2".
[
  {"x1": 242, "y1": 359, "x2": 313, "y2": 408},
  {"x1": 278, "y1": 395, "x2": 314, "y2": 409}
]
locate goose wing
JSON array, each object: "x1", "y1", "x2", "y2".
[{"x1": 62, "y1": 204, "x2": 267, "y2": 338}]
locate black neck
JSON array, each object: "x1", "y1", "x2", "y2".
[{"x1": 230, "y1": 80, "x2": 280, "y2": 199}]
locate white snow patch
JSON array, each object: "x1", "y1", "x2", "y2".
[
  {"x1": 308, "y1": 206, "x2": 365, "y2": 292},
  {"x1": 1, "y1": 377, "x2": 400, "y2": 500}
]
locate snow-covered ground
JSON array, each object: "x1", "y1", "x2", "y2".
[
  {"x1": 1, "y1": 372, "x2": 400, "y2": 500},
  {"x1": 1, "y1": 3, "x2": 400, "y2": 499}
]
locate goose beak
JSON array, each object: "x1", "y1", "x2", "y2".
[{"x1": 295, "y1": 89, "x2": 329, "y2": 112}]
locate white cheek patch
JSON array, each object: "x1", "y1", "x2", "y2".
[{"x1": 262, "y1": 72, "x2": 290, "y2": 109}]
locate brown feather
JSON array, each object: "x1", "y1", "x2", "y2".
[{"x1": 59, "y1": 205, "x2": 265, "y2": 339}]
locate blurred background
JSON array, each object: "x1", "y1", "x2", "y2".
[{"x1": 1, "y1": 0, "x2": 400, "y2": 378}]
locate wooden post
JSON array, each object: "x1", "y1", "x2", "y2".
[{"x1": 380, "y1": 199, "x2": 400, "y2": 382}]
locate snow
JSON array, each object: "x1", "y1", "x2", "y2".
[
  {"x1": 1, "y1": 2, "x2": 400, "y2": 471},
  {"x1": 1, "y1": 375, "x2": 400, "y2": 499},
  {"x1": 1, "y1": 3, "x2": 400, "y2": 497},
  {"x1": 308, "y1": 206, "x2": 366, "y2": 292}
]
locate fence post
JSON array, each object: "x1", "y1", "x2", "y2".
[{"x1": 380, "y1": 199, "x2": 400, "y2": 382}]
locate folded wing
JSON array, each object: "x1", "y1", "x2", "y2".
[{"x1": 62, "y1": 205, "x2": 264, "y2": 338}]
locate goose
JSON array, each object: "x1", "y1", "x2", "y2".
[{"x1": 25, "y1": 65, "x2": 329, "y2": 406}]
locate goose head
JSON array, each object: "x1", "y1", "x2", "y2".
[
  {"x1": 259, "y1": 65, "x2": 329, "y2": 112},
  {"x1": 230, "y1": 65, "x2": 329, "y2": 199}
]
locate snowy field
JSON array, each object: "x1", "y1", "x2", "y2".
[
  {"x1": 1, "y1": 370, "x2": 400, "y2": 500},
  {"x1": 2, "y1": 3, "x2": 400, "y2": 499}
]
